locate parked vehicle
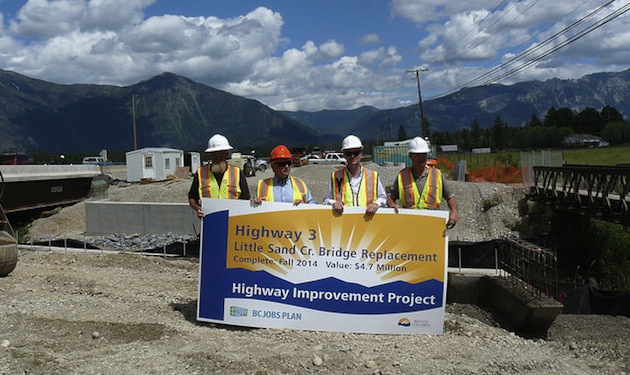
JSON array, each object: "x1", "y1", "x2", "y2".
[
  {"x1": 309, "y1": 152, "x2": 346, "y2": 165},
  {"x1": 291, "y1": 147, "x2": 306, "y2": 167},
  {"x1": 256, "y1": 158, "x2": 268, "y2": 172},
  {"x1": 227, "y1": 153, "x2": 256, "y2": 177},
  {"x1": 0, "y1": 152, "x2": 35, "y2": 165},
  {"x1": 0, "y1": 169, "x2": 18, "y2": 277},
  {"x1": 82, "y1": 156, "x2": 111, "y2": 165},
  {"x1": 301, "y1": 154, "x2": 320, "y2": 164}
]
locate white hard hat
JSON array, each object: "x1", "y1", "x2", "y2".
[
  {"x1": 341, "y1": 135, "x2": 363, "y2": 151},
  {"x1": 205, "y1": 134, "x2": 233, "y2": 152},
  {"x1": 408, "y1": 137, "x2": 430, "y2": 153}
]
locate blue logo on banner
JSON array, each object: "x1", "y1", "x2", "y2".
[{"x1": 230, "y1": 306, "x2": 248, "y2": 317}]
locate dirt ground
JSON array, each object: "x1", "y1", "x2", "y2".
[
  {"x1": 1, "y1": 251, "x2": 629, "y2": 375},
  {"x1": 2, "y1": 164, "x2": 629, "y2": 374}
]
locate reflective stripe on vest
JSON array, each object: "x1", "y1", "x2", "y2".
[
  {"x1": 257, "y1": 176, "x2": 307, "y2": 203},
  {"x1": 397, "y1": 166, "x2": 443, "y2": 209},
  {"x1": 197, "y1": 164, "x2": 241, "y2": 199},
  {"x1": 331, "y1": 167, "x2": 378, "y2": 207}
]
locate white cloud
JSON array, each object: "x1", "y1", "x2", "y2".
[
  {"x1": 319, "y1": 40, "x2": 344, "y2": 59},
  {"x1": 0, "y1": 0, "x2": 628, "y2": 112},
  {"x1": 8, "y1": 0, "x2": 86, "y2": 37},
  {"x1": 2, "y1": 3, "x2": 285, "y2": 87},
  {"x1": 358, "y1": 33, "x2": 382, "y2": 45},
  {"x1": 390, "y1": 0, "x2": 499, "y2": 23},
  {"x1": 8, "y1": 0, "x2": 154, "y2": 37},
  {"x1": 359, "y1": 46, "x2": 402, "y2": 66}
]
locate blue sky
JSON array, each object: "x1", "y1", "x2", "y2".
[{"x1": 1, "y1": 0, "x2": 629, "y2": 111}]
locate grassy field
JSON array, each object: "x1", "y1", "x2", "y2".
[
  {"x1": 562, "y1": 145, "x2": 630, "y2": 165},
  {"x1": 438, "y1": 144, "x2": 630, "y2": 170}
]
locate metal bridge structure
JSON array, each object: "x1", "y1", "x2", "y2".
[{"x1": 530, "y1": 164, "x2": 630, "y2": 225}]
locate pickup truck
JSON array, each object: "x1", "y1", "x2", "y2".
[
  {"x1": 82, "y1": 156, "x2": 112, "y2": 166},
  {"x1": 309, "y1": 152, "x2": 346, "y2": 165}
]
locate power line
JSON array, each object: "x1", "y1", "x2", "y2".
[
  {"x1": 441, "y1": 0, "x2": 510, "y2": 56},
  {"x1": 462, "y1": 0, "x2": 533, "y2": 54},
  {"x1": 460, "y1": 0, "x2": 615, "y2": 90},
  {"x1": 439, "y1": 0, "x2": 625, "y2": 97},
  {"x1": 486, "y1": 2, "x2": 630, "y2": 85},
  {"x1": 470, "y1": 0, "x2": 542, "y2": 51}
]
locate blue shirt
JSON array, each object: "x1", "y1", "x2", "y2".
[{"x1": 272, "y1": 176, "x2": 317, "y2": 204}]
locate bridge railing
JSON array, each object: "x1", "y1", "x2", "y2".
[
  {"x1": 496, "y1": 237, "x2": 559, "y2": 300},
  {"x1": 532, "y1": 165, "x2": 630, "y2": 221}
]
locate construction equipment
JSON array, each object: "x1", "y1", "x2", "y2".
[{"x1": 0, "y1": 170, "x2": 18, "y2": 277}]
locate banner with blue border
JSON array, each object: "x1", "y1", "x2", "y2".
[{"x1": 197, "y1": 198, "x2": 449, "y2": 334}]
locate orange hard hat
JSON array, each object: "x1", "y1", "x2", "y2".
[{"x1": 269, "y1": 145, "x2": 292, "y2": 161}]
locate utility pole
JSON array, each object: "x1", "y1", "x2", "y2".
[
  {"x1": 132, "y1": 94, "x2": 138, "y2": 151},
  {"x1": 407, "y1": 68, "x2": 429, "y2": 138},
  {"x1": 387, "y1": 110, "x2": 392, "y2": 140}
]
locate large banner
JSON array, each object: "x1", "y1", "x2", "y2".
[{"x1": 197, "y1": 198, "x2": 449, "y2": 334}]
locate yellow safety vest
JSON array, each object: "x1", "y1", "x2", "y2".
[
  {"x1": 257, "y1": 176, "x2": 308, "y2": 203},
  {"x1": 331, "y1": 167, "x2": 378, "y2": 207},
  {"x1": 397, "y1": 166, "x2": 443, "y2": 209},
  {"x1": 197, "y1": 164, "x2": 242, "y2": 199}
]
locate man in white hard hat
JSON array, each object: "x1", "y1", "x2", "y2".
[
  {"x1": 188, "y1": 134, "x2": 251, "y2": 218},
  {"x1": 323, "y1": 135, "x2": 387, "y2": 215},
  {"x1": 386, "y1": 136, "x2": 458, "y2": 229}
]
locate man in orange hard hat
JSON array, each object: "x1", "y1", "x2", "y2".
[
  {"x1": 188, "y1": 134, "x2": 251, "y2": 219},
  {"x1": 252, "y1": 145, "x2": 316, "y2": 205},
  {"x1": 323, "y1": 135, "x2": 387, "y2": 215},
  {"x1": 386, "y1": 136, "x2": 458, "y2": 229}
]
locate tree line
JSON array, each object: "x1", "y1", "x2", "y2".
[{"x1": 422, "y1": 105, "x2": 630, "y2": 151}]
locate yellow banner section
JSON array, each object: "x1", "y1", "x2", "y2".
[{"x1": 225, "y1": 207, "x2": 447, "y2": 285}]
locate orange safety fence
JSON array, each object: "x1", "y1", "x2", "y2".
[
  {"x1": 437, "y1": 156, "x2": 523, "y2": 184},
  {"x1": 466, "y1": 163, "x2": 523, "y2": 184}
]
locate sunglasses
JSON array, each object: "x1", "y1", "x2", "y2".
[
  {"x1": 273, "y1": 160, "x2": 292, "y2": 167},
  {"x1": 344, "y1": 150, "x2": 361, "y2": 157}
]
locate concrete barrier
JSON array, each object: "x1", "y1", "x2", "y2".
[
  {"x1": 85, "y1": 201, "x2": 200, "y2": 236},
  {"x1": 448, "y1": 271, "x2": 563, "y2": 336}
]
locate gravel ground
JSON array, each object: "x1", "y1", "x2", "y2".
[
  {"x1": 3, "y1": 163, "x2": 628, "y2": 374},
  {"x1": 1, "y1": 251, "x2": 628, "y2": 374}
]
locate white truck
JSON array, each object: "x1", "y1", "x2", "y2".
[
  {"x1": 309, "y1": 152, "x2": 346, "y2": 165},
  {"x1": 227, "y1": 153, "x2": 256, "y2": 177}
]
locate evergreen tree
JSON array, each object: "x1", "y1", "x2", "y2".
[
  {"x1": 557, "y1": 107, "x2": 577, "y2": 130},
  {"x1": 526, "y1": 114, "x2": 543, "y2": 128},
  {"x1": 602, "y1": 121, "x2": 630, "y2": 144},
  {"x1": 460, "y1": 128, "x2": 471, "y2": 151},
  {"x1": 490, "y1": 116, "x2": 507, "y2": 150},
  {"x1": 577, "y1": 107, "x2": 603, "y2": 134},
  {"x1": 601, "y1": 105, "x2": 624, "y2": 123},
  {"x1": 543, "y1": 107, "x2": 559, "y2": 127},
  {"x1": 470, "y1": 119, "x2": 483, "y2": 147}
]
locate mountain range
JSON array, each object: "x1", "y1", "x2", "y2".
[{"x1": 1, "y1": 67, "x2": 629, "y2": 154}]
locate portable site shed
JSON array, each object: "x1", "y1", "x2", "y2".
[
  {"x1": 126, "y1": 147, "x2": 184, "y2": 182},
  {"x1": 184, "y1": 152, "x2": 201, "y2": 175}
]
